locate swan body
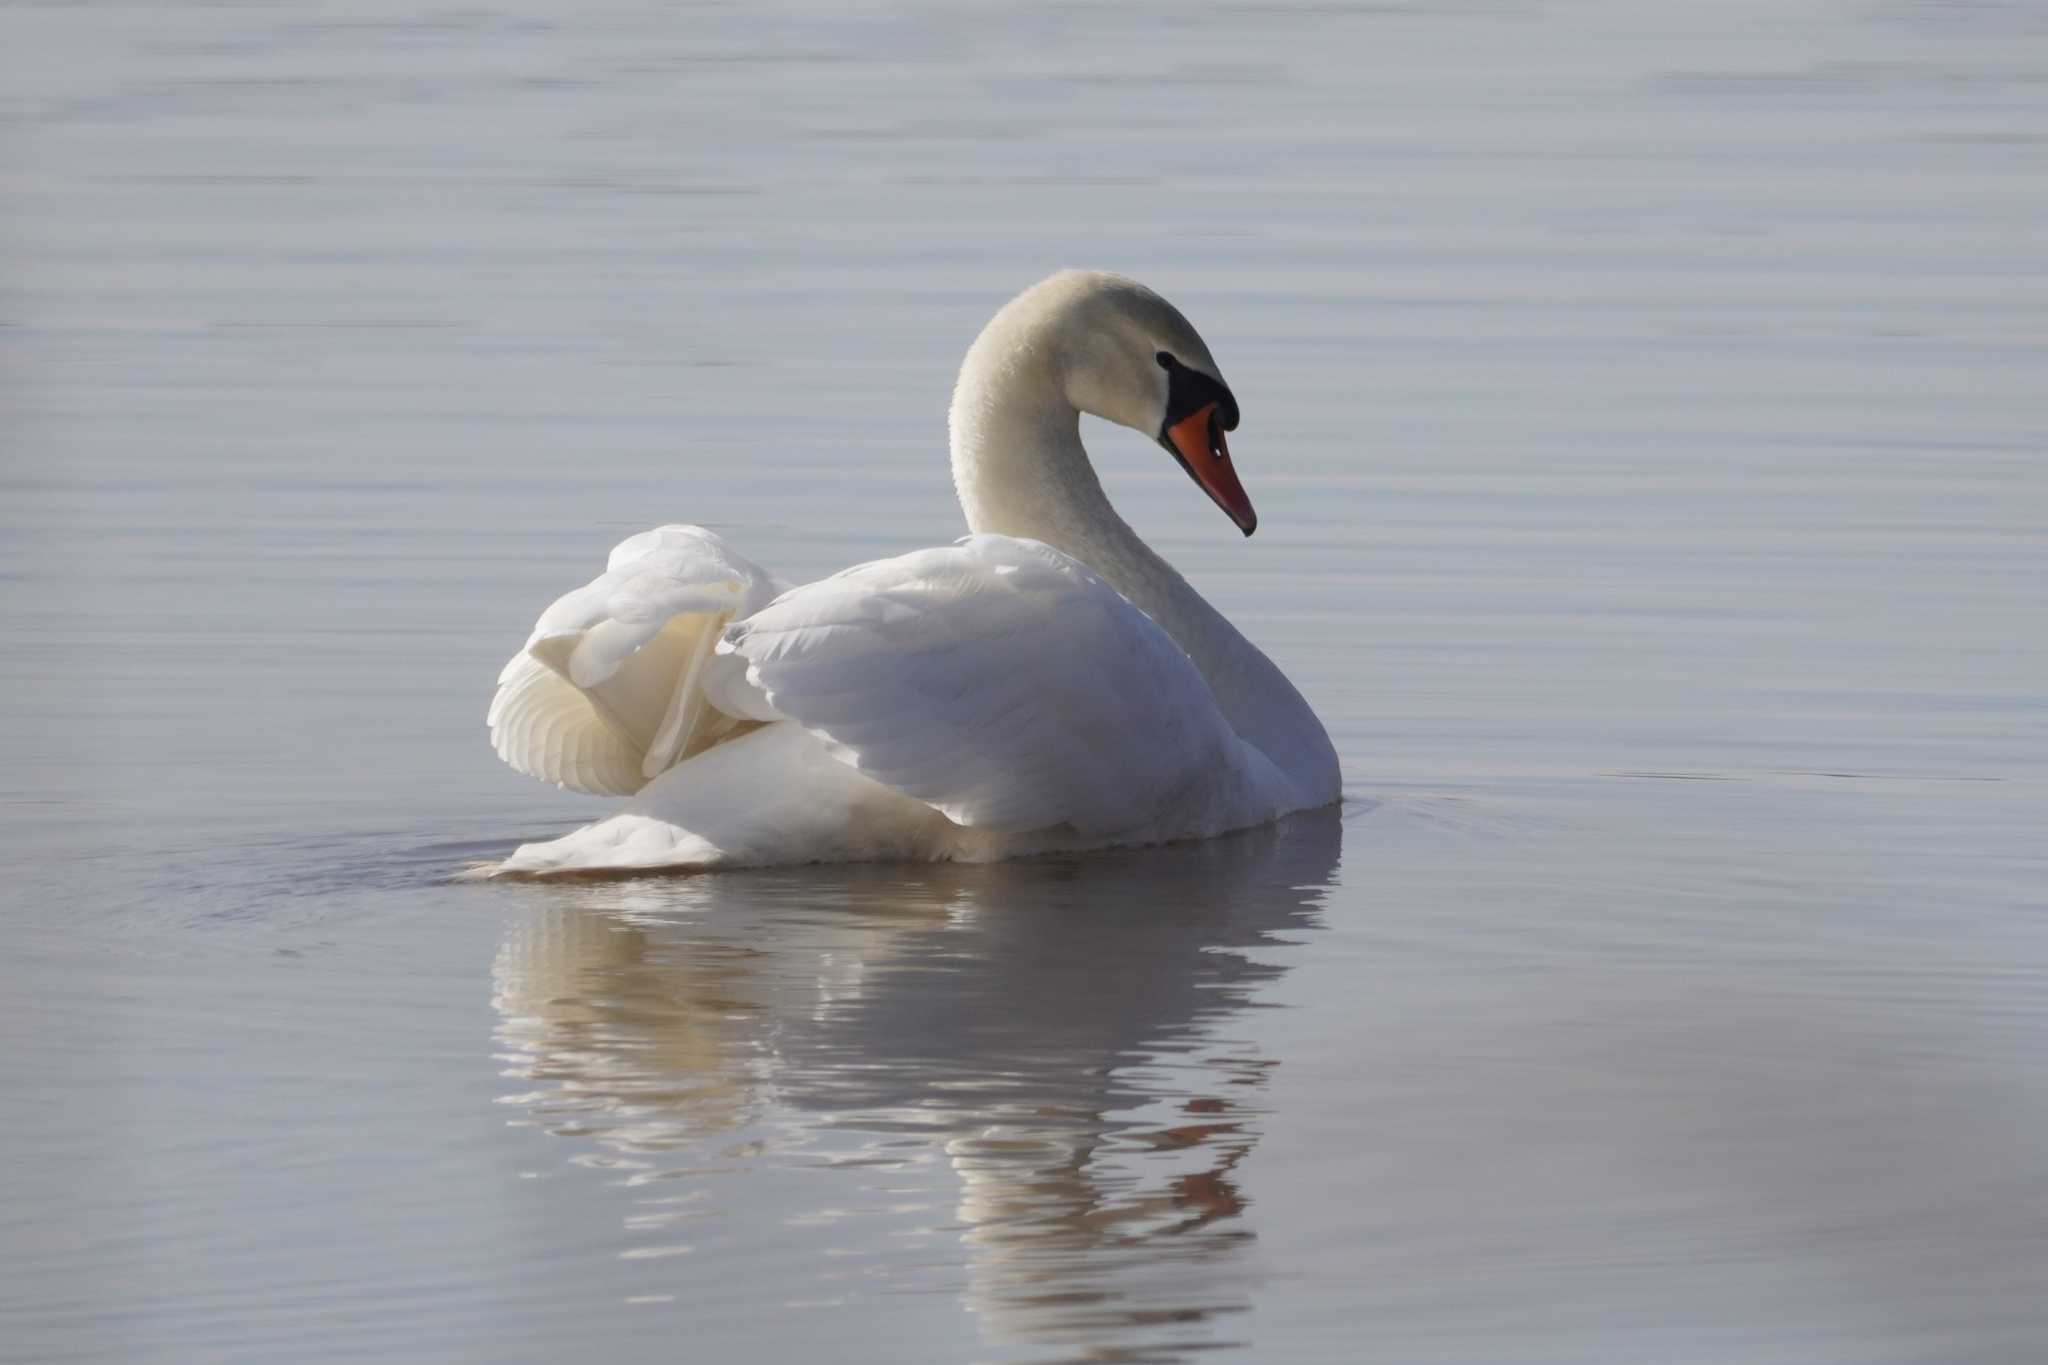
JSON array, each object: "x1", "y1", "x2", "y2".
[{"x1": 488, "y1": 271, "x2": 1339, "y2": 874}]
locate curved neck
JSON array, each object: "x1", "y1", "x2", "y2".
[
  {"x1": 947, "y1": 335, "x2": 1196, "y2": 650},
  {"x1": 947, "y1": 340, "x2": 1339, "y2": 800}
]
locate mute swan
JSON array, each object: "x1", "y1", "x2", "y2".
[{"x1": 486, "y1": 270, "x2": 1340, "y2": 874}]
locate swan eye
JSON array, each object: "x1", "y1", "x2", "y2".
[{"x1": 1155, "y1": 351, "x2": 1176, "y2": 370}]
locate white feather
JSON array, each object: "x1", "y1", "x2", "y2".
[
  {"x1": 487, "y1": 525, "x2": 785, "y2": 795},
  {"x1": 721, "y1": 536, "x2": 1278, "y2": 836},
  {"x1": 484, "y1": 272, "x2": 1340, "y2": 874}
]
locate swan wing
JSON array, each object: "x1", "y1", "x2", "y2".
[
  {"x1": 489, "y1": 525, "x2": 787, "y2": 796},
  {"x1": 719, "y1": 535, "x2": 1246, "y2": 835}
]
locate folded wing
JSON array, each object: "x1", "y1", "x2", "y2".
[
  {"x1": 488, "y1": 525, "x2": 787, "y2": 796},
  {"x1": 719, "y1": 535, "x2": 1246, "y2": 835}
]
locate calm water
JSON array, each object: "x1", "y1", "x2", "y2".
[{"x1": 4, "y1": 1, "x2": 2046, "y2": 1360}]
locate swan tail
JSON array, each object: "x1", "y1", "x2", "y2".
[{"x1": 488, "y1": 525, "x2": 788, "y2": 796}]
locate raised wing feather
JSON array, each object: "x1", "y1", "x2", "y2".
[
  {"x1": 719, "y1": 535, "x2": 1243, "y2": 835},
  {"x1": 489, "y1": 525, "x2": 787, "y2": 796}
]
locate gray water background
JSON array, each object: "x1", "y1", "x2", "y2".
[{"x1": 4, "y1": 1, "x2": 2046, "y2": 1361}]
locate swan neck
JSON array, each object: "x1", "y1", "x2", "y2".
[
  {"x1": 950, "y1": 343, "x2": 1107, "y2": 542},
  {"x1": 945, "y1": 301, "x2": 1341, "y2": 804},
  {"x1": 947, "y1": 333, "x2": 1232, "y2": 684}
]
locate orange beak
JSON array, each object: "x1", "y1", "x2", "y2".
[{"x1": 1163, "y1": 402, "x2": 1257, "y2": 536}]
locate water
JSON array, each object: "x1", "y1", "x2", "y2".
[{"x1": 4, "y1": 1, "x2": 2045, "y2": 1360}]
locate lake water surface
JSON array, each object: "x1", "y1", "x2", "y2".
[{"x1": 4, "y1": 1, "x2": 2046, "y2": 1361}]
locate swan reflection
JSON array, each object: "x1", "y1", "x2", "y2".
[{"x1": 491, "y1": 808, "x2": 1341, "y2": 1357}]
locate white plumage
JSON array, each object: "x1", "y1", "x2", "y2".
[
  {"x1": 725, "y1": 535, "x2": 1280, "y2": 836},
  {"x1": 487, "y1": 525, "x2": 784, "y2": 796},
  {"x1": 485, "y1": 272, "x2": 1339, "y2": 875}
]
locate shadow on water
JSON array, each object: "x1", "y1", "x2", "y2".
[{"x1": 489, "y1": 807, "x2": 1342, "y2": 1359}]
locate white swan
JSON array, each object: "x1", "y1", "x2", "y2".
[{"x1": 486, "y1": 271, "x2": 1339, "y2": 874}]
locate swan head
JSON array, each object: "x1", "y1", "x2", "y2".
[{"x1": 982, "y1": 270, "x2": 1257, "y2": 537}]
